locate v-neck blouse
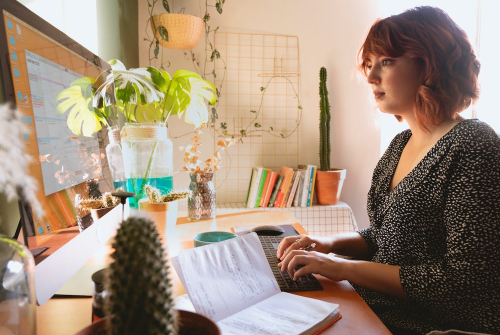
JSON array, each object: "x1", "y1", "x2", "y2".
[{"x1": 355, "y1": 119, "x2": 500, "y2": 334}]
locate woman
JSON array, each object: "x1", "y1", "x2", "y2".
[{"x1": 277, "y1": 6, "x2": 500, "y2": 335}]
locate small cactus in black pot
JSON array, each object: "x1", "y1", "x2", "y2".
[{"x1": 105, "y1": 216, "x2": 175, "y2": 335}]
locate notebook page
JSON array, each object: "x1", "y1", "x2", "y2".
[
  {"x1": 171, "y1": 233, "x2": 280, "y2": 321},
  {"x1": 218, "y1": 292, "x2": 340, "y2": 335}
]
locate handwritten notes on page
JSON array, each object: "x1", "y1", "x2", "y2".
[
  {"x1": 171, "y1": 233, "x2": 280, "y2": 321},
  {"x1": 171, "y1": 233, "x2": 340, "y2": 335},
  {"x1": 218, "y1": 292, "x2": 339, "y2": 335}
]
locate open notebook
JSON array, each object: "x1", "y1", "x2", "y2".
[{"x1": 171, "y1": 233, "x2": 341, "y2": 335}]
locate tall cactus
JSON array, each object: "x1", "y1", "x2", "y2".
[
  {"x1": 106, "y1": 216, "x2": 176, "y2": 335},
  {"x1": 319, "y1": 67, "x2": 331, "y2": 172}
]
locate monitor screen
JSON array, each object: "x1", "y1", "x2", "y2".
[{"x1": 0, "y1": 1, "x2": 123, "y2": 305}]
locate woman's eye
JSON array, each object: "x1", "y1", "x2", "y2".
[
  {"x1": 366, "y1": 65, "x2": 372, "y2": 71},
  {"x1": 381, "y1": 59, "x2": 394, "y2": 66}
]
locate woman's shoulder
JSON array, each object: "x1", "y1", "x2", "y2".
[{"x1": 454, "y1": 119, "x2": 500, "y2": 142}]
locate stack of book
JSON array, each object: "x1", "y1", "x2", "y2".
[{"x1": 245, "y1": 165, "x2": 317, "y2": 208}]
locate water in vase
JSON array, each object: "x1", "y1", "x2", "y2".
[{"x1": 126, "y1": 176, "x2": 174, "y2": 208}]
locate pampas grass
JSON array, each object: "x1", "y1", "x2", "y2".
[{"x1": 0, "y1": 104, "x2": 42, "y2": 219}]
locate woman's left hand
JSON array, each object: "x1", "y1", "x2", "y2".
[{"x1": 278, "y1": 249, "x2": 350, "y2": 282}]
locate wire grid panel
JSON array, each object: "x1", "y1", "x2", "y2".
[
  {"x1": 213, "y1": 33, "x2": 301, "y2": 203},
  {"x1": 216, "y1": 202, "x2": 358, "y2": 237}
]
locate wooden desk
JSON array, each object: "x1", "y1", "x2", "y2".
[{"x1": 37, "y1": 211, "x2": 390, "y2": 335}]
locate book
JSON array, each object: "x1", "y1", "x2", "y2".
[
  {"x1": 268, "y1": 175, "x2": 283, "y2": 207},
  {"x1": 300, "y1": 165, "x2": 313, "y2": 207},
  {"x1": 244, "y1": 168, "x2": 254, "y2": 206},
  {"x1": 247, "y1": 167, "x2": 263, "y2": 208},
  {"x1": 245, "y1": 168, "x2": 258, "y2": 208},
  {"x1": 260, "y1": 171, "x2": 278, "y2": 207},
  {"x1": 275, "y1": 166, "x2": 294, "y2": 208},
  {"x1": 286, "y1": 170, "x2": 302, "y2": 208},
  {"x1": 310, "y1": 166, "x2": 318, "y2": 206},
  {"x1": 293, "y1": 167, "x2": 307, "y2": 207},
  {"x1": 307, "y1": 165, "x2": 317, "y2": 207},
  {"x1": 282, "y1": 171, "x2": 297, "y2": 209},
  {"x1": 171, "y1": 233, "x2": 341, "y2": 335},
  {"x1": 254, "y1": 168, "x2": 269, "y2": 208}
]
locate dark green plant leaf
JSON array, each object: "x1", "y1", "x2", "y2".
[
  {"x1": 280, "y1": 133, "x2": 285, "y2": 138},
  {"x1": 254, "y1": 123, "x2": 261, "y2": 128},
  {"x1": 162, "y1": 0, "x2": 170, "y2": 13},
  {"x1": 221, "y1": 122, "x2": 227, "y2": 129},
  {"x1": 158, "y1": 26, "x2": 168, "y2": 42},
  {"x1": 215, "y1": 50, "x2": 220, "y2": 59},
  {"x1": 298, "y1": 105, "x2": 302, "y2": 109},
  {"x1": 260, "y1": 87, "x2": 265, "y2": 91},
  {"x1": 203, "y1": 13, "x2": 210, "y2": 22},
  {"x1": 270, "y1": 126, "x2": 274, "y2": 131},
  {"x1": 240, "y1": 129, "x2": 246, "y2": 136},
  {"x1": 216, "y1": 1, "x2": 223, "y2": 14},
  {"x1": 250, "y1": 110, "x2": 256, "y2": 113},
  {"x1": 154, "y1": 42, "x2": 159, "y2": 59}
]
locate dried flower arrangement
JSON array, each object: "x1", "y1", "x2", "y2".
[
  {"x1": 179, "y1": 123, "x2": 235, "y2": 174},
  {"x1": 144, "y1": 185, "x2": 191, "y2": 203}
]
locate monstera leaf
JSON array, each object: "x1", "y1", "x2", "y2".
[
  {"x1": 157, "y1": 70, "x2": 216, "y2": 127},
  {"x1": 56, "y1": 77, "x2": 105, "y2": 137},
  {"x1": 93, "y1": 60, "x2": 164, "y2": 122}
]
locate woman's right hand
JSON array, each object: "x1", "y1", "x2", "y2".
[{"x1": 276, "y1": 235, "x2": 334, "y2": 260}]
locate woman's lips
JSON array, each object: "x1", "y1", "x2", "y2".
[{"x1": 373, "y1": 91, "x2": 385, "y2": 100}]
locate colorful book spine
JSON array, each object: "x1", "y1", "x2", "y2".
[
  {"x1": 246, "y1": 167, "x2": 262, "y2": 208},
  {"x1": 275, "y1": 167, "x2": 294, "y2": 208},
  {"x1": 293, "y1": 168, "x2": 306, "y2": 207},
  {"x1": 283, "y1": 171, "x2": 297, "y2": 208},
  {"x1": 254, "y1": 168, "x2": 269, "y2": 208},
  {"x1": 309, "y1": 166, "x2": 318, "y2": 206},
  {"x1": 244, "y1": 168, "x2": 254, "y2": 206},
  {"x1": 261, "y1": 171, "x2": 278, "y2": 207},
  {"x1": 268, "y1": 175, "x2": 284, "y2": 207},
  {"x1": 286, "y1": 170, "x2": 301, "y2": 208},
  {"x1": 307, "y1": 166, "x2": 317, "y2": 206},
  {"x1": 300, "y1": 165, "x2": 313, "y2": 207}
]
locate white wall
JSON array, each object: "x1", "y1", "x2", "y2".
[{"x1": 138, "y1": 0, "x2": 383, "y2": 229}]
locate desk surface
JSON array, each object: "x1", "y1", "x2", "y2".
[{"x1": 37, "y1": 210, "x2": 390, "y2": 335}]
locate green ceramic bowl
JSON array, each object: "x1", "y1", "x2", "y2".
[{"x1": 193, "y1": 231, "x2": 237, "y2": 247}]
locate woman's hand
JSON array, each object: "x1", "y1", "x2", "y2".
[
  {"x1": 278, "y1": 249, "x2": 350, "y2": 281},
  {"x1": 276, "y1": 235, "x2": 334, "y2": 260}
]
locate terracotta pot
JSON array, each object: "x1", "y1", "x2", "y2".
[
  {"x1": 151, "y1": 13, "x2": 203, "y2": 50},
  {"x1": 75, "y1": 310, "x2": 220, "y2": 335},
  {"x1": 90, "y1": 206, "x2": 116, "y2": 222},
  {"x1": 315, "y1": 169, "x2": 346, "y2": 206},
  {"x1": 138, "y1": 199, "x2": 179, "y2": 237}
]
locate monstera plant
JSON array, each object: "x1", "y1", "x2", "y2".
[{"x1": 55, "y1": 59, "x2": 216, "y2": 137}]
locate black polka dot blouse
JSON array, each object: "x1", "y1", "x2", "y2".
[{"x1": 354, "y1": 119, "x2": 500, "y2": 335}]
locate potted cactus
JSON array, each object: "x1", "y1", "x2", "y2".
[
  {"x1": 138, "y1": 185, "x2": 191, "y2": 237},
  {"x1": 315, "y1": 67, "x2": 346, "y2": 206},
  {"x1": 75, "y1": 216, "x2": 220, "y2": 335}
]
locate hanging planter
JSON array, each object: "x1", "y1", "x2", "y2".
[{"x1": 151, "y1": 13, "x2": 203, "y2": 50}]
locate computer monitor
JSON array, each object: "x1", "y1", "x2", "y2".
[{"x1": 0, "y1": 1, "x2": 124, "y2": 305}]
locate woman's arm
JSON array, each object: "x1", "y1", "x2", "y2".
[
  {"x1": 276, "y1": 231, "x2": 372, "y2": 260},
  {"x1": 278, "y1": 250, "x2": 407, "y2": 299}
]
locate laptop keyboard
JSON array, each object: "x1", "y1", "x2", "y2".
[{"x1": 259, "y1": 235, "x2": 323, "y2": 292}]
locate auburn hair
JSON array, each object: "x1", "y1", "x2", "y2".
[{"x1": 358, "y1": 6, "x2": 480, "y2": 128}]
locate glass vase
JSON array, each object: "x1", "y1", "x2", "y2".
[
  {"x1": 106, "y1": 126, "x2": 126, "y2": 190},
  {"x1": 188, "y1": 172, "x2": 216, "y2": 220},
  {"x1": 0, "y1": 236, "x2": 36, "y2": 334},
  {"x1": 121, "y1": 123, "x2": 173, "y2": 208}
]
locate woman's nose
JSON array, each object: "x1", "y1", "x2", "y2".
[{"x1": 367, "y1": 68, "x2": 380, "y2": 84}]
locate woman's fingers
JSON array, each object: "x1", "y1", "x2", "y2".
[{"x1": 276, "y1": 235, "x2": 306, "y2": 259}]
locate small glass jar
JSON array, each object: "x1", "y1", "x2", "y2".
[
  {"x1": 0, "y1": 235, "x2": 36, "y2": 334},
  {"x1": 106, "y1": 126, "x2": 126, "y2": 190},
  {"x1": 121, "y1": 123, "x2": 174, "y2": 208},
  {"x1": 188, "y1": 171, "x2": 216, "y2": 220}
]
